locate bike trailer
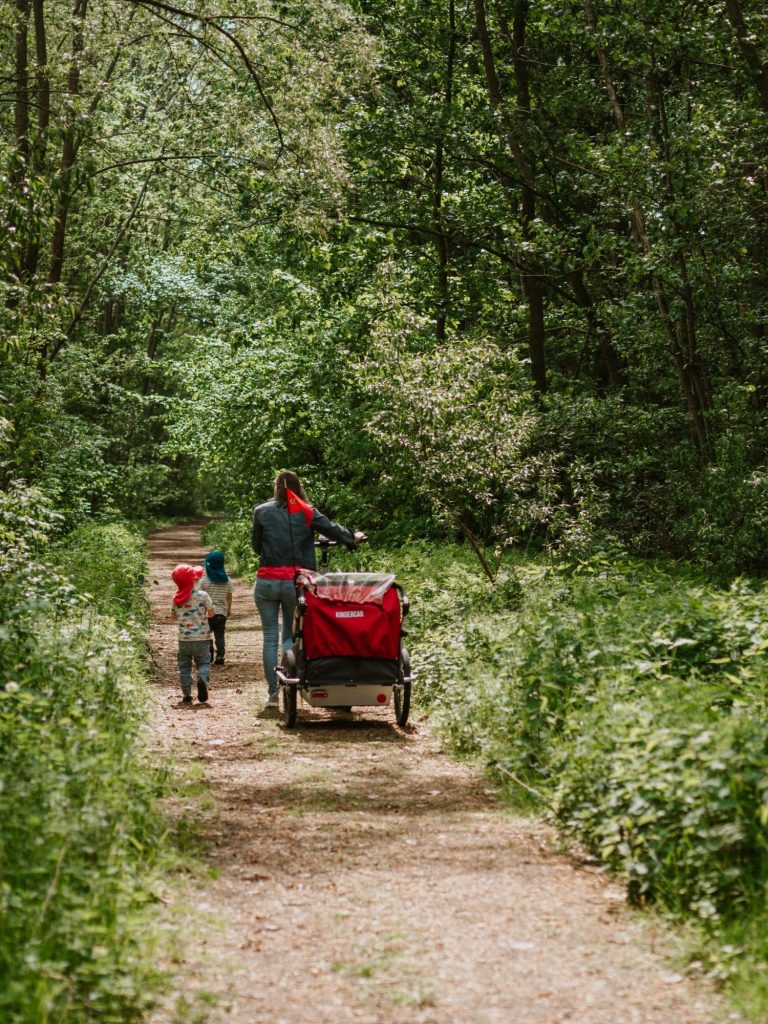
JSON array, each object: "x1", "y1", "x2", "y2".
[{"x1": 276, "y1": 571, "x2": 412, "y2": 727}]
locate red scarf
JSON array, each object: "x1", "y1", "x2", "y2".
[{"x1": 285, "y1": 486, "x2": 314, "y2": 528}]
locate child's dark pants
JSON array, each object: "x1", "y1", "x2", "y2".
[{"x1": 209, "y1": 614, "x2": 227, "y2": 663}]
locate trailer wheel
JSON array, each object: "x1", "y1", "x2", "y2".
[
  {"x1": 395, "y1": 648, "x2": 411, "y2": 727},
  {"x1": 281, "y1": 684, "x2": 297, "y2": 728},
  {"x1": 280, "y1": 650, "x2": 298, "y2": 727}
]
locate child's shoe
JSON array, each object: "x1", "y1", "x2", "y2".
[
  {"x1": 197, "y1": 679, "x2": 209, "y2": 703},
  {"x1": 181, "y1": 695, "x2": 193, "y2": 705}
]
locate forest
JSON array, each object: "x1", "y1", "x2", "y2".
[{"x1": 2, "y1": 0, "x2": 768, "y2": 1020}]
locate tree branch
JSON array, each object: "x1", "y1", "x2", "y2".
[
  {"x1": 123, "y1": 0, "x2": 285, "y2": 154},
  {"x1": 52, "y1": 163, "x2": 156, "y2": 356}
]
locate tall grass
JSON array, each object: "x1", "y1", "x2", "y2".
[{"x1": 1, "y1": 489, "x2": 168, "y2": 1022}]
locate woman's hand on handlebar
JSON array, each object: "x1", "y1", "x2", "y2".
[{"x1": 313, "y1": 531, "x2": 366, "y2": 547}]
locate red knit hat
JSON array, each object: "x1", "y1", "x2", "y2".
[{"x1": 172, "y1": 563, "x2": 204, "y2": 606}]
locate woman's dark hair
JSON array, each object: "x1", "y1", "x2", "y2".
[{"x1": 273, "y1": 470, "x2": 308, "y2": 506}]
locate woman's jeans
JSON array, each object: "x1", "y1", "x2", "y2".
[{"x1": 254, "y1": 578, "x2": 296, "y2": 695}]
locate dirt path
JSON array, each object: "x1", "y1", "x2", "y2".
[{"x1": 146, "y1": 522, "x2": 729, "y2": 1024}]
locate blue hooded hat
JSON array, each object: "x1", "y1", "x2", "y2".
[{"x1": 202, "y1": 549, "x2": 229, "y2": 584}]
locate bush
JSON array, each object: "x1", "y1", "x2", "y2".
[
  {"x1": 0, "y1": 490, "x2": 167, "y2": 1022},
  {"x1": 554, "y1": 694, "x2": 768, "y2": 918},
  {"x1": 52, "y1": 521, "x2": 148, "y2": 623}
]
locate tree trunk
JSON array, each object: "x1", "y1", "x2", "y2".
[
  {"x1": 25, "y1": 0, "x2": 50, "y2": 279},
  {"x1": 10, "y1": 0, "x2": 31, "y2": 288},
  {"x1": 473, "y1": 0, "x2": 547, "y2": 397},
  {"x1": 568, "y1": 270, "x2": 624, "y2": 388},
  {"x1": 582, "y1": 0, "x2": 710, "y2": 452},
  {"x1": 645, "y1": 65, "x2": 711, "y2": 432},
  {"x1": 47, "y1": 0, "x2": 87, "y2": 291},
  {"x1": 13, "y1": 0, "x2": 30, "y2": 183},
  {"x1": 511, "y1": 0, "x2": 547, "y2": 398},
  {"x1": 432, "y1": 0, "x2": 456, "y2": 343},
  {"x1": 723, "y1": 0, "x2": 768, "y2": 111}
]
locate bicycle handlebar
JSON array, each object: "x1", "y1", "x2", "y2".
[{"x1": 314, "y1": 535, "x2": 367, "y2": 548}]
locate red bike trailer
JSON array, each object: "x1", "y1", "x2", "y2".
[{"x1": 275, "y1": 548, "x2": 412, "y2": 728}]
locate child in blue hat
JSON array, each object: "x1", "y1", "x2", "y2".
[{"x1": 201, "y1": 550, "x2": 234, "y2": 665}]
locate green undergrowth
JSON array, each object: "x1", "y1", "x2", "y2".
[
  {"x1": 205, "y1": 515, "x2": 768, "y2": 1014},
  {"x1": 0, "y1": 487, "x2": 174, "y2": 1022},
  {"x1": 400, "y1": 545, "x2": 768, "y2": 1011}
]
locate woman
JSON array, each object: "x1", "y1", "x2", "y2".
[{"x1": 251, "y1": 470, "x2": 366, "y2": 707}]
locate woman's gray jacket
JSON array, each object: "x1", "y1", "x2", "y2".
[{"x1": 251, "y1": 499, "x2": 357, "y2": 571}]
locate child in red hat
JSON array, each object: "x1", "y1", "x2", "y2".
[{"x1": 170, "y1": 563, "x2": 215, "y2": 704}]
